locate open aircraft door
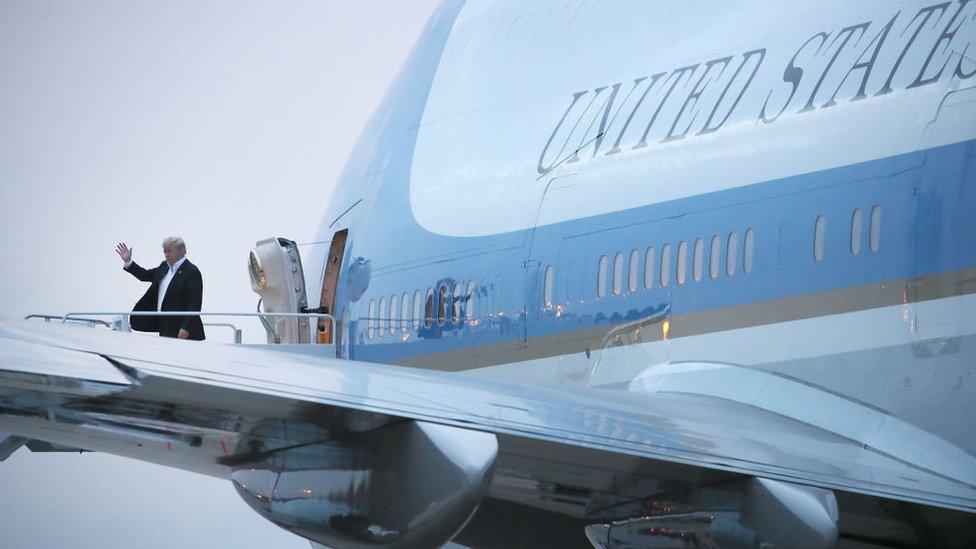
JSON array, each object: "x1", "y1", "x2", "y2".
[
  {"x1": 316, "y1": 229, "x2": 347, "y2": 345},
  {"x1": 249, "y1": 237, "x2": 311, "y2": 344}
]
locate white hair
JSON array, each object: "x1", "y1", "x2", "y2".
[{"x1": 162, "y1": 236, "x2": 186, "y2": 253}]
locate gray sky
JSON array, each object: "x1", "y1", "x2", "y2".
[{"x1": 0, "y1": 1, "x2": 439, "y2": 547}]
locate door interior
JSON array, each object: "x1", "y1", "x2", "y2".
[{"x1": 317, "y1": 229, "x2": 348, "y2": 344}]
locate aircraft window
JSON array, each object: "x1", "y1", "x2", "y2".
[
  {"x1": 628, "y1": 249, "x2": 638, "y2": 293},
  {"x1": 424, "y1": 288, "x2": 434, "y2": 328},
  {"x1": 693, "y1": 238, "x2": 704, "y2": 282},
  {"x1": 452, "y1": 282, "x2": 461, "y2": 324},
  {"x1": 413, "y1": 290, "x2": 422, "y2": 330},
  {"x1": 727, "y1": 232, "x2": 738, "y2": 276},
  {"x1": 401, "y1": 292, "x2": 410, "y2": 332},
  {"x1": 743, "y1": 229, "x2": 755, "y2": 274},
  {"x1": 598, "y1": 255, "x2": 608, "y2": 297},
  {"x1": 644, "y1": 246, "x2": 654, "y2": 289},
  {"x1": 544, "y1": 266, "x2": 554, "y2": 308},
  {"x1": 814, "y1": 215, "x2": 825, "y2": 261},
  {"x1": 613, "y1": 252, "x2": 624, "y2": 295},
  {"x1": 368, "y1": 299, "x2": 376, "y2": 340},
  {"x1": 378, "y1": 297, "x2": 386, "y2": 339},
  {"x1": 851, "y1": 209, "x2": 863, "y2": 255},
  {"x1": 677, "y1": 241, "x2": 687, "y2": 285},
  {"x1": 869, "y1": 205, "x2": 882, "y2": 252},
  {"x1": 710, "y1": 234, "x2": 721, "y2": 279},
  {"x1": 438, "y1": 284, "x2": 448, "y2": 326},
  {"x1": 389, "y1": 294, "x2": 398, "y2": 335},
  {"x1": 466, "y1": 280, "x2": 476, "y2": 320},
  {"x1": 660, "y1": 244, "x2": 671, "y2": 287}
]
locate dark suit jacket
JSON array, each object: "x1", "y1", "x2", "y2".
[{"x1": 125, "y1": 259, "x2": 206, "y2": 340}]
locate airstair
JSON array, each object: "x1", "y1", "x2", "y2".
[{"x1": 25, "y1": 237, "x2": 341, "y2": 357}]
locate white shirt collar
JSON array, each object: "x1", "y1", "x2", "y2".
[{"x1": 168, "y1": 256, "x2": 188, "y2": 272}]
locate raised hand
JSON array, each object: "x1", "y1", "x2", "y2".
[{"x1": 116, "y1": 242, "x2": 133, "y2": 264}]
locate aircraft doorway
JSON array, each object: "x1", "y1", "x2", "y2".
[{"x1": 317, "y1": 229, "x2": 348, "y2": 344}]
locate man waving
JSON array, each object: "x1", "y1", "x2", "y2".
[{"x1": 116, "y1": 237, "x2": 206, "y2": 340}]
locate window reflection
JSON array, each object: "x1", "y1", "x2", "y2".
[
  {"x1": 693, "y1": 238, "x2": 704, "y2": 282},
  {"x1": 644, "y1": 246, "x2": 654, "y2": 289},
  {"x1": 727, "y1": 232, "x2": 738, "y2": 275},
  {"x1": 851, "y1": 209, "x2": 863, "y2": 255},
  {"x1": 378, "y1": 297, "x2": 386, "y2": 339},
  {"x1": 401, "y1": 293, "x2": 409, "y2": 332},
  {"x1": 413, "y1": 290, "x2": 422, "y2": 330},
  {"x1": 466, "y1": 280, "x2": 476, "y2": 320},
  {"x1": 661, "y1": 244, "x2": 671, "y2": 287},
  {"x1": 870, "y1": 205, "x2": 882, "y2": 252},
  {"x1": 388, "y1": 294, "x2": 397, "y2": 335},
  {"x1": 452, "y1": 282, "x2": 461, "y2": 324},
  {"x1": 424, "y1": 288, "x2": 434, "y2": 329},
  {"x1": 628, "y1": 249, "x2": 638, "y2": 293},
  {"x1": 710, "y1": 234, "x2": 720, "y2": 279},
  {"x1": 613, "y1": 253, "x2": 624, "y2": 296},
  {"x1": 598, "y1": 255, "x2": 608, "y2": 298},
  {"x1": 814, "y1": 216, "x2": 825, "y2": 261},
  {"x1": 744, "y1": 229, "x2": 755, "y2": 274},
  {"x1": 438, "y1": 284, "x2": 448, "y2": 326},
  {"x1": 677, "y1": 241, "x2": 687, "y2": 285}
]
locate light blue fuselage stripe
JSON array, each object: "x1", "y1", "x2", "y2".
[{"x1": 347, "y1": 137, "x2": 976, "y2": 365}]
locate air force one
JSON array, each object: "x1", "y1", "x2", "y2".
[{"x1": 3, "y1": 0, "x2": 976, "y2": 546}]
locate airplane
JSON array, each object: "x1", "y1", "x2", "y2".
[{"x1": 2, "y1": 0, "x2": 976, "y2": 546}]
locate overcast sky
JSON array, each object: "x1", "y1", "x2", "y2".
[{"x1": 0, "y1": 1, "x2": 440, "y2": 547}]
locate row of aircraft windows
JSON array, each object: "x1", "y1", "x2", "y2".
[
  {"x1": 367, "y1": 280, "x2": 478, "y2": 340},
  {"x1": 814, "y1": 205, "x2": 881, "y2": 261},
  {"x1": 365, "y1": 207, "x2": 885, "y2": 332},
  {"x1": 542, "y1": 205, "x2": 885, "y2": 307},
  {"x1": 542, "y1": 229, "x2": 756, "y2": 306}
]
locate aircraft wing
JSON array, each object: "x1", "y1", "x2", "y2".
[{"x1": 2, "y1": 319, "x2": 975, "y2": 547}]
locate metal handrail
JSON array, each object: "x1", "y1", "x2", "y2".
[
  {"x1": 62, "y1": 311, "x2": 335, "y2": 323},
  {"x1": 60, "y1": 311, "x2": 336, "y2": 349},
  {"x1": 26, "y1": 314, "x2": 112, "y2": 328},
  {"x1": 202, "y1": 322, "x2": 244, "y2": 344}
]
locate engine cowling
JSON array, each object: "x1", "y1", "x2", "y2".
[{"x1": 231, "y1": 420, "x2": 497, "y2": 548}]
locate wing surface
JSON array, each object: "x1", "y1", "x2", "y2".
[{"x1": 1, "y1": 320, "x2": 974, "y2": 512}]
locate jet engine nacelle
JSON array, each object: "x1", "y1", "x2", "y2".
[{"x1": 230, "y1": 420, "x2": 497, "y2": 548}]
